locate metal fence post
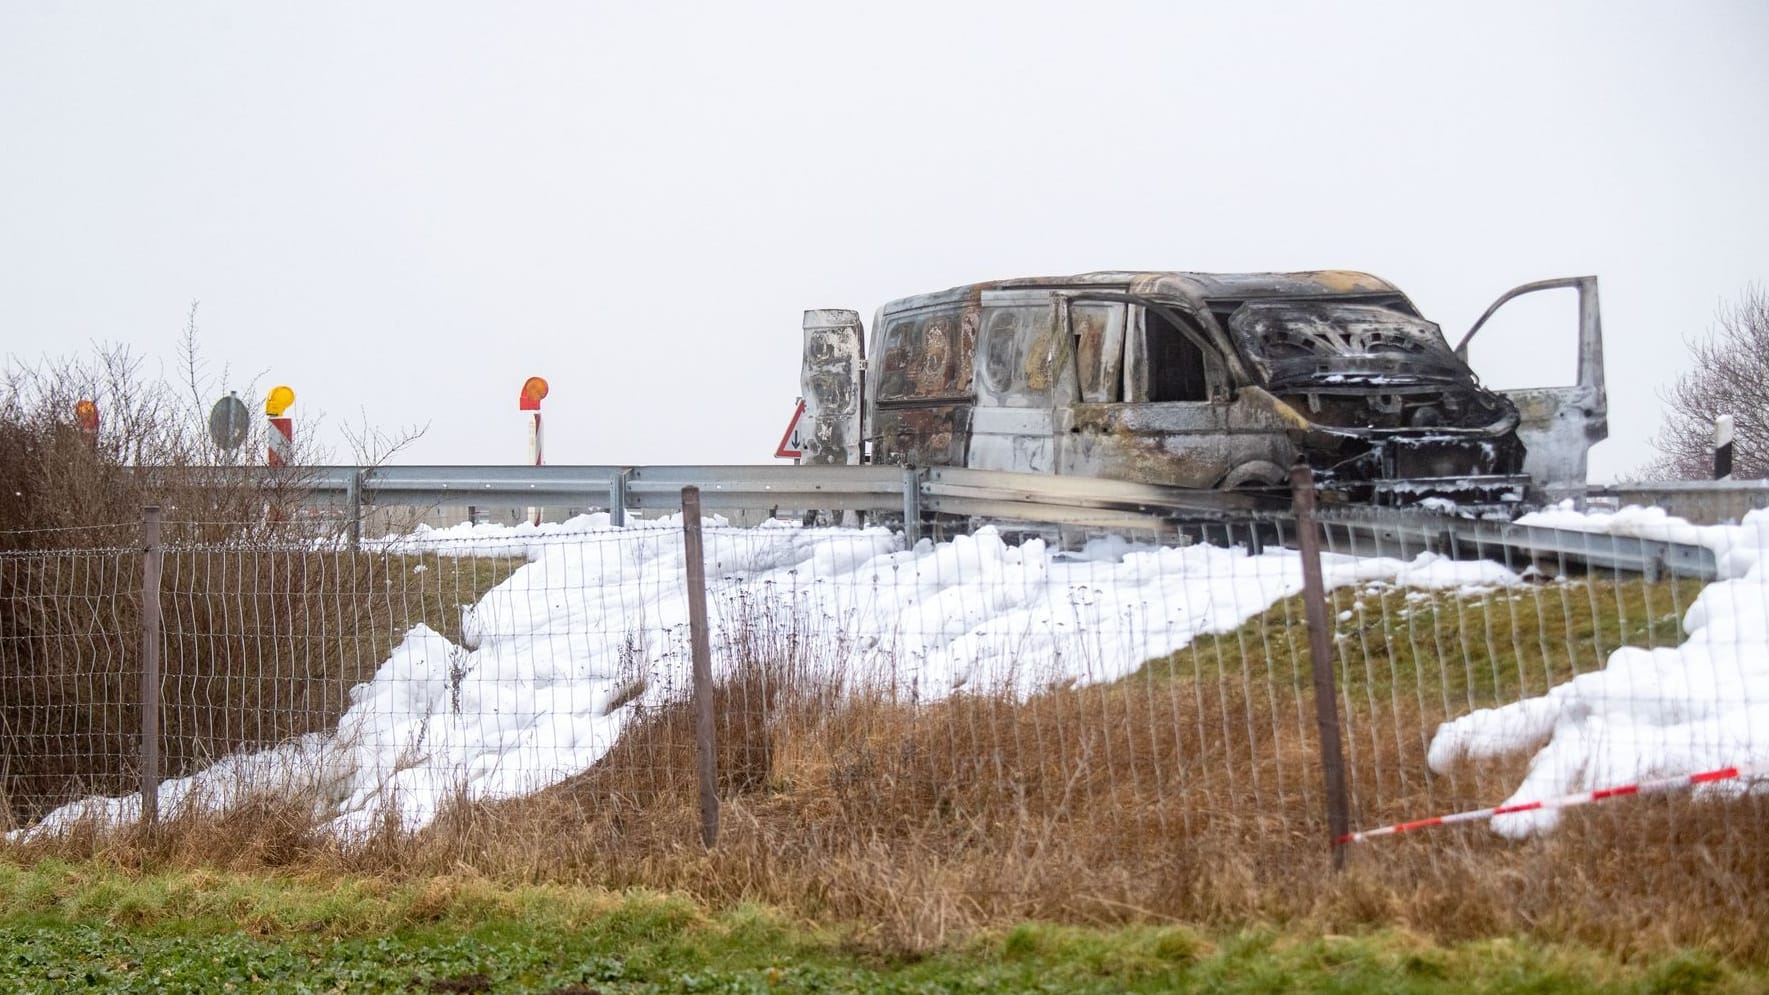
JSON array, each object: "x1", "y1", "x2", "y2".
[
  {"x1": 680, "y1": 486, "x2": 719, "y2": 847},
  {"x1": 346, "y1": 468, "x2": 363, "y2": 552},
  {"x1": 1289, "y1": 461, "x2": 1350, "y2": 870},
  {"x1": 139, "y1": 505, "x2": 163, "y2": 828}
]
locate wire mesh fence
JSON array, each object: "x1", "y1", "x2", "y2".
[{"x1": 1, "y1": 498, "x2": 1764, "y2": 932}]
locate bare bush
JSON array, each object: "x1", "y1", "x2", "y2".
[
  {"x1": 0, "y1": 327, "x2": 452, "y2": 825},
  {"x1": 1647, "y1": 285, "x2": 1769, "y2": 480},
  {"x1": 0, "y1": 334, "x2": 313, "y2": 549}
]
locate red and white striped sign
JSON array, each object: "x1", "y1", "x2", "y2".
[
  {"x1": 267, "y1": 416, "x2": 293, "y2": 467},
  {"x1": 1339, "y1": 765, "x2": 1754, "y2": 845}
]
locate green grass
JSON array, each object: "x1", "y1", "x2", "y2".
[
  {"x1": 377, "y1": 550, "x2": 525, "y2": 647},
  {"x1": 1141, "y1": 574, "x2": 1698, "y2": 708},
  {"x1": 0, "y1": 861, "x2": 1759, "y2": 994}
]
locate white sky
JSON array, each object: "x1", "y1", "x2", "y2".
[{"x1": 3, "y1": 1, "x2": 1765, "y2": 481}]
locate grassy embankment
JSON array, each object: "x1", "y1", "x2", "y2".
[
  {"x1": 0, "y1": 548, "x2": 522, "y2": 830},
  {"x1": 0, "y1": 859, "x2": 1760, "y2": 994},
  {"x1": 8, "y1": 557, "x2": 1764, "y2": 976}
]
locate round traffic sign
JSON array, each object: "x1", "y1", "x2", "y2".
[{"x1": 208, "y1": 393, "x2": 250, "y2": 450}]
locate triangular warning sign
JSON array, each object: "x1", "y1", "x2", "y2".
[{"x1": 774, "y1": 399, "x2": 807, "y2": 459}]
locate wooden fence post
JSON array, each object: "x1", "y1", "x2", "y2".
[
  {"x1": 680, "y1": 487, "x2": 719, "y2": 848},
  {"x1": 139, "y1": 505, "x2": 163, "y2": 828},
  {"x1": 1289, "y1": 462, "x2": 1349, "y2": 870}
]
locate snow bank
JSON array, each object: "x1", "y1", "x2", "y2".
[
  {"x1": 1428, "y1": 504, "x2": 1769, "y2": 836},
  {"x1": 18, "y1": 514, "x2": 1518, "y2": 839}
]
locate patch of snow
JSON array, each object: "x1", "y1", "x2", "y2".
[
  {"x1": 16, "y1": 516, "x2": 1520, "y2": 840},
  {"x1": 1431, "y1": 505, "x2": 1769, "y2": 836}
]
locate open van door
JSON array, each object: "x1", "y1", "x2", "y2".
[
  {"x1": 800, "y1": 309, "x2": 866, "y2": 465},
  {"x1": 968, "y1": 289, "x2": 1063, "y2": 473},
  {"x1": 1455, "y1": 276, "x2": 1607, "y2": 488}
]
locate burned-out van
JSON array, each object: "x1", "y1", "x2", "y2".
[{"x1": 798, "y1": 271, "x2": 1605, "y2": 503}]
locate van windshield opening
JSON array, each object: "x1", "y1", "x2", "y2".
[{"x1": 1227, "y1": 301, "x2": 1471, "y2": 388}]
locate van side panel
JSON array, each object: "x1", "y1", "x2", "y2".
[
  {"x1": 874, "y1": 404, "x2": 973, "y2": 467},
  {"x1": 1058, "y1": 398, "x2": 1299, "y2": 488},
  {"x1": 868, "y1": 301, "x2": 977, "y2": 466},
  {"x1": 969, "y1": 291, "x2": 1061, "y2": 473}
]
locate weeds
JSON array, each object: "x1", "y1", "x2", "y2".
[
  {"x1": 0, "y1": 428, "x2": 1758, "y2": 967},
  {"x1": 7, "y1": 573, "x2": 1756, "y2": 963}
]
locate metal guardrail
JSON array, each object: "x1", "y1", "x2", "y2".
[
  {"x1": 254, "y1": 463, "x2": 1727, "y2": 580},
  {"x1": 1318, "y1": 507, "x2": 1718, "y2": 581},
  {"x1": 287, "y1": 464, "x2": 1280, "y2": 545},
  {"x1": 1548, "y1": 479, "x2": 1769, "y2": 526}
]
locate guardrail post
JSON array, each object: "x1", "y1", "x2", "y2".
[
  {"x1": 611, "y1": 469, "x2": 630, "y2": 527},
  {"x1": 1289, "y1": 461, "x2": 1349, "y2": 871},
  {"x1": 345, "y1": 468, "x2": 364, "y2": 552},
  {"x1": 680, "y1": 486, "x2": 719, "y2": 848},
  {"x1": 1714, "y1": 414, "x2": 1735, "y2": 481},
  {"x1": 139, "y1": 505, "x2": 163, "y2": 828},
  {"x1": 901, "y1": 466, "x2": 923, "y2": 545}
]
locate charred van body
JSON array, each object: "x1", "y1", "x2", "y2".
[{"x1": 796, "y1": 271, "x2": 1605, "y2": 507}]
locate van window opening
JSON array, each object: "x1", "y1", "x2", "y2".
[
  {"x1": 1144, "y1": 308, "x2": 1209, "y2": 402},
  {"x1": 877, "y1": 309, "x2": 976, "y2": 403},
  {"x1": 1073, "y1": 303, "x2": 1125, "y2": 404}
]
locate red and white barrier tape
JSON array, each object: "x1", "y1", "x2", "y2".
[{"x1": 1338, "y1": 764, "x2": 1755, "y2": 845}]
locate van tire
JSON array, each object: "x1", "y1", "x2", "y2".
[{"x1": 1219, "y1": 460, "x2": 1287, "y2": 491}]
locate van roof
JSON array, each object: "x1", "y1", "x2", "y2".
[{"x1": 880, "y1": 270, "x2": 1407, "y2": 315}]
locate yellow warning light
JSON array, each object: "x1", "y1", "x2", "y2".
[
  {"x1": 74, "y1": 399, "x2": 99, "y2": 433},
  {"x1": 519, "y1": 376, "x2": 549, "y2": 411},
  {"x1": 265, "y1": 386, "x2": 295, "y2": 417}
]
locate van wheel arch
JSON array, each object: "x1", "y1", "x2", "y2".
[{"x1": 1218, "y1": 460, "x2": 1287, "y2": 490}]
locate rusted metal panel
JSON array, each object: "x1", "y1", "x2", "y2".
[
  {"x1": 802, "y1": 270, "x2": 1605, "y2": 506},
  {"x1": 1057, "y1": 400, "x2": 1286, "y2": 489},
  {"x1": 800, "y1": 309, "x2": 865, "y2": 466},
  {"x1": 873, "y1": 403, "x2": 972, "y2": 467}
]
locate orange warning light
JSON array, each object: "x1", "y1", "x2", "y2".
[
  {"x1": 74, "y1": 399, "x2": 99, "y2": 434},
  {"x1": 265, "y1": 385, "x2": 296, "y2": 417},
  {"x1": 519, "y1": 376, "x2": 550, "y2": 411}
]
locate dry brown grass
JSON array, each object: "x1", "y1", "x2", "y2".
[
  {"x1": 1, "y1": 444, "x2": 1759, "y2": 964},
  {"x1": 15, "y1": 621, "x2": 1760, "y2": 963}
]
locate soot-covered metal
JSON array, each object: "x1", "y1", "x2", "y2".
[{"x1": 796, "y1": 271, "x2": 1605, "y2": 508}]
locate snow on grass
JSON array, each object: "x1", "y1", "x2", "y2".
[
  {"x1": 23, "y1": 501, "x2": 1767, "y2": 842},
  {"x1": 1427, "y1": 504, "x2": 1769, "y2": 836},
  {"x1": 18, "y1": 512, "x2": 1526, "y2": 839}
]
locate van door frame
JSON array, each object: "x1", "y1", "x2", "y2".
[
  {"x1": 1454, "y1": 276, "x2": 1607, "y2": 487},
  {"x1": 1049, "y1": 291, "x2": 1285, "y2": 488},
  {"x1": 968, "y1": 289, "x2": 1066, "y2": 473}
]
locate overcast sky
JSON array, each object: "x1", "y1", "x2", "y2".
[{"x1": 4, "y1": 1, "x2": 1765, "y2": 481}]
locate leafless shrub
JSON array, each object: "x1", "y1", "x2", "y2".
[
  {"x1": 1647, "y1": 285, "x2": 1769, "y2": 480},
  {"x1": 0, "y1": 327, "x2": 438, "y2": 824}
]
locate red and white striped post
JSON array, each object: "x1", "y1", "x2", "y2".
[
  {"x1": 520, "y1": 376, "x2": 549, "y2": 525},
  {"x1": 265, "y1": 386, "x2": 295, "y2": 467}
]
